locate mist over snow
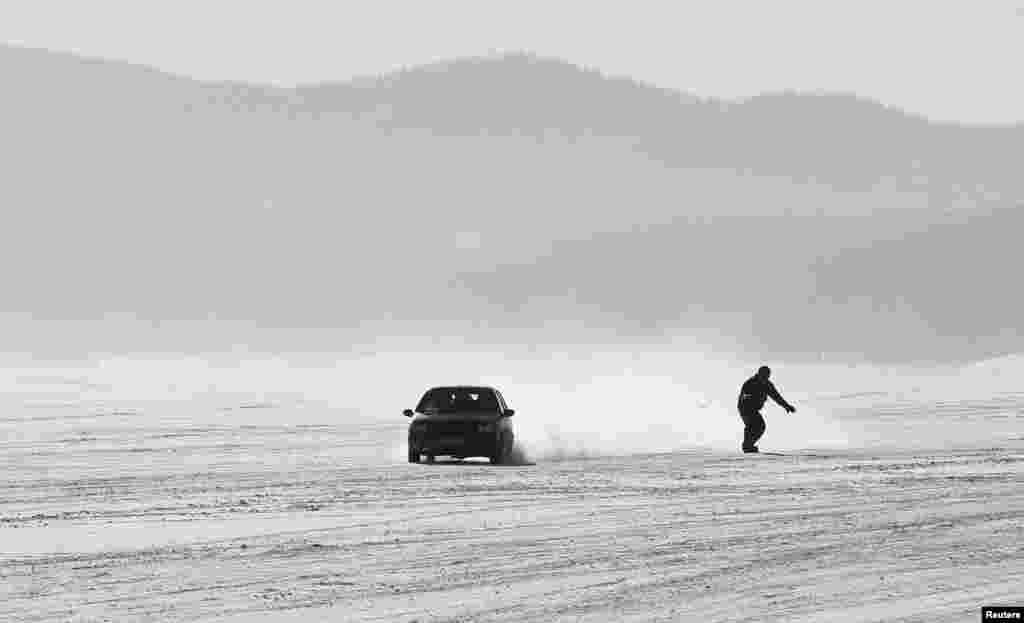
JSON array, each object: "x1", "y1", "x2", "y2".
[{"x1": 2, "y1": 345, "x2": 1019, "y2": 459}]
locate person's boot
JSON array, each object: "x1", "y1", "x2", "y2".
[{"x1": 742, "y1": 445, "x2": 759, "y2": 453}]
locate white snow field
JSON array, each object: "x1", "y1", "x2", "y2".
[{"x1": 0, "y1": 355, "x2": 1021, "y2": 622}]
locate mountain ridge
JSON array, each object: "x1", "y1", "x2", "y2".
[{"x1": 8, "y1": 43, "x2": 1023, "y2": 129}]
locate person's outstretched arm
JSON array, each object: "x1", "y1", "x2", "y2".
[{"x1": 768, "y1": 382, "x2": 796, "y2": 413}]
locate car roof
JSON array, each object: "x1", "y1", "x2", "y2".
[{"x1": 427, "y1": 385, "x2": 498, "y2": 392}]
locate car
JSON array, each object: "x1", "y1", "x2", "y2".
[{"x1": 404, "y1": 385, "x2": 516, "y2": 464}]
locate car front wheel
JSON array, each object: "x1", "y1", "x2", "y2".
[{"x1": 490, "y1": 434, "x2": 512, "y2": 465}]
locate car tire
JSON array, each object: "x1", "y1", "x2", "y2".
[
  {"x1": 408, "y1": 446, "x2": 420, "y2": 463},
  {"x1": 425, "y1": 454, "x2": 435, "y2": 464},
  {"x1": 490, "y1": 434, "x2": 509, "y2": 465}
]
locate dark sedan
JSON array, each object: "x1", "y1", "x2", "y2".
[{"x1": 404, "y1": 386, "x2": 516, "y2": 464}]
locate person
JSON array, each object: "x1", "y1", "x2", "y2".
[{"x1": 737, "y1": 365, "x2": 796, "y2": 453}]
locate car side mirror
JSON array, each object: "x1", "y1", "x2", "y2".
[
  {"x1": 403, "y1": 409, "x2": 414, "y2": 418},
  {"x1": 504, "y1": 409, "x2": 515, "y2": 417}
]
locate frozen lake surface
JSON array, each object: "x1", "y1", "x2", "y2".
[{"x1": 1, "y1": 366, "x2": 1022, "y2": 622}]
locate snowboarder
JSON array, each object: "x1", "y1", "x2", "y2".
[{"x1": 737, "y1": 366, "x2": 796, "y2": 453}]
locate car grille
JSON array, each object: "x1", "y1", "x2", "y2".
[{"x1": 424, "y1": 421, "x2": 479, "y2": 437}]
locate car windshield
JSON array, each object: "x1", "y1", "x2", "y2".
[{"x1": 416, "y1": 388, "x2": 499, "y2": 413}]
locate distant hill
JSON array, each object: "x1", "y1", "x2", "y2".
[
  {"x1": 298, "y1": 54, "x2": 1023, "y2": 195},
  {"x1": 0, "y1": 45, "x2": 1021, "y2": 361}
]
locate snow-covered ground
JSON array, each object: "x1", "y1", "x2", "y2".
[{"x1": 1, "y1": 354, "x2": 1021, "y2": 621}]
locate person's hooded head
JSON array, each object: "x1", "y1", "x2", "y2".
[{"x1": 756, "y1": 365, "x2": 771, "y2": 380}]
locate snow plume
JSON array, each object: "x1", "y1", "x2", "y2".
[{"x1": 343, "y1": 345, "x2": 854, "y2": 459}]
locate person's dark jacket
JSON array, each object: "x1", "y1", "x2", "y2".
[{"x1": 737, "y1": 375, "x2": 794, "y2": 412}]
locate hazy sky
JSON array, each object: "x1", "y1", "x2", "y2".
[{"x1": 2, "y1": 0, "x2": 1023, "y2": 124}]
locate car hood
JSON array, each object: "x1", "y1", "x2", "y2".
[{"x1": 412, "y1": 411, "x2": 504, "y2": 424}]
